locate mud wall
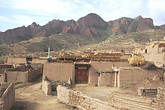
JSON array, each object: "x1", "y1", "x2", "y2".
[
  {"x1": 7, "y1": 58, "x2": 26, "y2": 64},
  {"x1": 6, "y1": 68, "x2": 42, "y2": 83},
  {"x1": 28, "y1": 68, "x2": 42, "y2": 82},
  {"x1": 98, "y1": 73, "x2": 115, "y2": 87},
  {"x1": 6, "y1": 71, "x2": 28, "y2": 83},
  {"x1": 120, "y1": 68, "x2": 164, "y2": 87},
  {"x1": 0, "y1": 83, "x2": 15, "y2": 110},
  {"x1": 43, "y1": 63, "x2": 74, "y2": 82},
  {"x1": 0, "y1": 74, "x2": 4, "y2": 82},
  {"x1": 142, "y1": 53, "x2": 165, "y2": 67},
  {"x1": 89, "y1": 61, "x2": 131, "y2": 85}
]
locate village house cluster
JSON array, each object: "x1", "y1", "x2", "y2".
[{"x1": 0, "y1": 41, "x2": 165, "y2": 110}]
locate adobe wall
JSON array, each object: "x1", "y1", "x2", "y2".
[
  {"x1": 142, "y1": 53, "x2": 165, "y2": 67},
  {"x1": 0, "y1": 83, "x2": 15, "y2": 110},
  {"x1": 28, "y1": 68, "x2": 42, "y2": 82},
  {"x1": 42, "y1": 75, "x2": 52, "y2": 95},
  {"x1": 109, "y1": 92, "x2": 157, "y2": 110},
  {"x1": 7, "y1": 58, "x2": 26, "y2": 64},
  {"x1": 98, "y1": 73, "x2": 115, "y2": 87},
  {"x1": 43, "y1": 63, "x2": 74, "y2": 83},
  {"x1": 120, "y1": 68, "x2": 164, "y2": 87},
  {"x1": 89, "y1": 61, "x2": 131, "y2": 85},
  {"x1": 0, "y1": 74, "x2": 4, "y2": 82},
  {"x1": 6, "y1": 71, "x2": 28, "y2": 83},
  {"x1": 31, "y1": 59, "x2": 47, "y2": 64},
  {"x1": 57, "y1": 85, "x2": 116, "y2": 110}
]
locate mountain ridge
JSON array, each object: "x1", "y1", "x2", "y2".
[{"x1": 0, "y1": 13, "x2": 164, "y2": 45}]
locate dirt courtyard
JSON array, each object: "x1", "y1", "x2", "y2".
[
  {"x1": 72, "y1": 84, "x2": 128, "y2": 102},
  {"x1": 11, "y1": 82, "x2": 78, "y2": 110}
]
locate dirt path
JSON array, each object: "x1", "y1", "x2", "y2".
[{"x1": 11, "y1": 82, "x2": 76, "y2": 110}]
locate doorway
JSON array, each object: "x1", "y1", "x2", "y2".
[{"x1": 75, "y1": 64, "x2": 90, "y2": 84}]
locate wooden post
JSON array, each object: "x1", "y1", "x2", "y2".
[
  {"x1": 117, "y1": 70, "x2": 120, "y2": 88},
  {"x1": 114, "y1": 72, "x2": 117, "y2": 87}
]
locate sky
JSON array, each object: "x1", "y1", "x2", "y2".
[{"x1": 0, "y1": 0, "x2": 165, "y2": 32}]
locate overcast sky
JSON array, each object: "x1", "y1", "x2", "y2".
[{"x1": 0, "y1": 0, "x2": 165, "y2": 32}]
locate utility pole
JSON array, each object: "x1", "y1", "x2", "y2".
[{"x1": 48, "y1": 46, "x2": 50, "y2": 58}]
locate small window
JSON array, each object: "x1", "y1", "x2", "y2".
[{"x1": 145, "y1": 49, "x2": 147, "y2": 53}]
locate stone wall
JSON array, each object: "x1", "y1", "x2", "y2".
[
  {"x1": 157, "y1": 88, "x2": 165, "y2": 110},
  {"x1": 0, "y1": 83, "x2": 15, "y2": 110},
  {"x1": 42, "y1": 75, "x2": 52, "y2": 95},
  {"x1": 57, "y1": 85, "x2": 116, "y2": 110},
  {"x1": 109, "y1": 88, "x2": 165, "y2": 110}
]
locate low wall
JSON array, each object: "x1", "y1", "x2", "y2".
[
  {"x1": 0, "y1": 83, "x2": 15, "y2": 110},
  {"x1": 57, "y1": 85, "x2": 116, "y2": 110},
  {"x1": 157, "y1": 88, "x2": 165, "y2": 110},
  {"x1": 109, "y1": 92, "x2": 157, "y2": 110},
  {"x1": 138, "y1": 87, "x2": 157, "y2": 97},
  {"x1": 42, "y1": 75, "x2": 52, "y2": 95}
]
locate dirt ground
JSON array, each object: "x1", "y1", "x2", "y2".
[
  {"x1": 72, "y1": 84, "x2": 128, "y2": 102},
  {"x1": 11, "y1": 82, "x2": 78, "y2": 110}
]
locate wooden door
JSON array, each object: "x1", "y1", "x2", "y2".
[{"x1": 75, "y1": 68, "x2": 88, "y2": 84}]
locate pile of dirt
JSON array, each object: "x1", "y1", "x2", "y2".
[
  {"x1": 142, "y1": 62, "x2": 157, "y2": 70},
  {"x1": 51, "y1": 80, "x2": 71, "y2": 92}
]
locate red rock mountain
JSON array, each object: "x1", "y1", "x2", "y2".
[{"x1": 0, "y1": 13, "x2": 164, "y2": 45}]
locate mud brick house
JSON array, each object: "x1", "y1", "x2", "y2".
[
  {"x1": 43, "y1": 52, "x2": 164, "y2": 87},
  {"x1": 136, "y1": 41, "x2": 165, "y2": 67},
  {"x1": 0, "y1": 64, "x2": 14, "y2": 82},
  {"x1": 3, "y1": 64, "x2": 43, "y2": 83}
]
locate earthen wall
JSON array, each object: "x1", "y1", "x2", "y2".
[
  {"x1": 120, "y1": 68, "x2": 164, "y2": 87},
  {"x1": 0, "y1": 83, "x2": 15, "y2": 110},
  {"x1": 7, "y1": 58, "x2": 26, "y2": 64},
  {"x1": 98, "y1": 73, "x2": 115, "y2": 86},
  {"x1": 43, "y1": 63, "x2": 74, "y2": 82}
]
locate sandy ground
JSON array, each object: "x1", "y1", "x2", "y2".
[{"x1": 11, "y1": 82, "x2": 78, "y2": 110}]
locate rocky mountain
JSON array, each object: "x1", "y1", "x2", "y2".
[
  {"x1": 0, "y1": 13, "x2": 165, "y2": 53},
  {"x1": 108, "y1": 15, "x2": 155, "y2": 35}
]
